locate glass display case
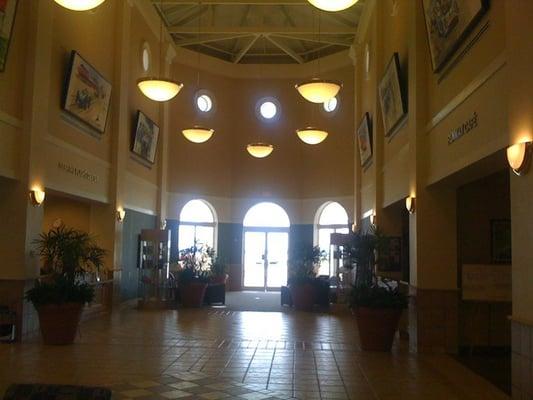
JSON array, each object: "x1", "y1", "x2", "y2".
[
  {"x1": 330, "y1": 233, "x2": 356, "y2": 303},
  {"x1": 138, "y1": 229, "x2": 173, "y2": 308}
]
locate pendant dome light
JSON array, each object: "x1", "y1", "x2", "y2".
[
  {"x1": 308, "y1": 0, "x2": 359, "y2": 12},
  {"x1": 54, "y1": 0, "x2": 106, "y2": 11},
  {"x1": 182, "y1": 1, "x2": 215, "y2": 143},
  {"x1": 182, "y1": 127, "x2": 214, "y2": 144},
  {"x1": 138, "y1": 0, "x2": 183, "y2": 102},
  {"x1": 247, "y1": 143, "x2": 274, "y2": 158},
  {"x1": 295, "y1": 79, "x2": 342, "y2": 104},
  {"x1": 296, "y1": 127, "x2": 329, "y2": 145},
  {"x1": 296, "y1": 8, "x2": 342, "y2": 103}
]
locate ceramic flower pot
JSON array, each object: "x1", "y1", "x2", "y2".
[
  {"x1": 36, "y1": 303, "x2": 84, "y2": 345},
  {"x1": 180, "y1": 282, "x2": 208, "y2": 307},
  {"x1": 354, "y1": 307, "x2": 402, "y2": 351}
]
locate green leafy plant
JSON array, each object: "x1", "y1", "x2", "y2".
[
  {"x1": 210, "y1": 254, "x2": 228, "y2": 277},
  {"x1": 288, "y1": 244, "x2": 326, "y2": 285},
  {"x1": 346, "y1": 227, "x2": 407, "y2": 310},
  {"x1": 177, "y1": 244, "x2": 213, "y2": 284},
  {"x1": 25, "y1": 226, "x2": 106, "y2": 306}
]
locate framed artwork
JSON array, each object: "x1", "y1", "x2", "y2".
[
  {"x1": 132, "y1": 111, "x2": 159, "y2": 164},
  {"x1": 378, "y1": 53, "x2": 407, "y2": 136},
  {"x1": 62, "y1": 51, "x2": 112, "y2": 133},
  {"x1": 422, "y1": 0, "x2": 490, "y2": 72},
  {"x1": 357, "y1": 113, "x2": 372, "y2": 167},
  {"x1": 491, "y1": 219, "x2": 511, "y2": 264},
  {"x1": 0, "y1": 0, "x2": 18, "y2": 72}
]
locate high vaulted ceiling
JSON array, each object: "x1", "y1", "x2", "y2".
[{"x1": 153, "y1": 0, "x2": 365, "y2": 64}]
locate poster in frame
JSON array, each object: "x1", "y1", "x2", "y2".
[
  {"x1": 132, "y1": 111, "x2": 159, "y2": 164},
  {"x1": 378, "y1": 53, "x2": 407, "y2": 136},
  {"x1": 422, "y1": 0, "x2": 490, "y2": 72},
  {"x1": 357, "y1": 113, "x2": 372, "y2": 167},
  {"x1": 62, "y1": 51, "x2": 112, "y2": 134},
  {"x1": 0, "y1": 0, "x2": 18, "y2": 72}
]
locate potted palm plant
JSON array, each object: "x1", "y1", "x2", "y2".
[
  {"x1": 177, "y1": 244, "x2": 211, "y2": 307},
  {"x1": 288, "y1": 245, "x2": 325, "y2": 311},
  {"x1": 347, "y1": 228, "x2": 408, "y2": 351},
  {"x1": 25, "y1": 226, "x2": 106, "y2": 345}
]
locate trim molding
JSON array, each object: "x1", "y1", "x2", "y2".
[
  {"x1": 0, "y1": 110, "x2": 23, "y2": 129},
  {"x1": 425, "y1": 52, "x2": 507, "y2": 134},
  {"x1": 44, "y1": 134, "x2": 111, "y2": 169}
]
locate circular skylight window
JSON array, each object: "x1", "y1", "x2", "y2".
[
  {"x1": 197, "y1": 94, "x2": 213, "y2": 113},
  {"x1": 324, "y1": 97, "x2": 338, "y2": 113},
  {"x1": 141, "y1": 42, "x2": 151, "y2": 73},
  {"x1": 261, "y1": 102, "x2": 278, "y2": 120}
]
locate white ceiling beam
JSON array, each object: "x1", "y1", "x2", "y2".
[
  {"x1": 168, "y1": 26, "x2": 357, "y2": 34},
  {"x1": 271, "y1": 33, "x2": 352, "y2": 47},
  {"x1": 233, "y1": 34, "x2": 260, "y2": 63},
  {"x1": 264, "y1": 34, "x2": 304, "y2": 64},
  {"x1": 174, "y1": 34, "x2": 249, "y2": 46},
  {"x1": 168, "y1": 4, "x2": 209, "y2": 26}
]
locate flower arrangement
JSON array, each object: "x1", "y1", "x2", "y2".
[{"x1": 177, "y1": 244, "x2": 214, "y2": 284}]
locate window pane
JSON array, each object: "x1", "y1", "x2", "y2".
[
  {"x1": 318, "y1": 202, "x2": 349, "y2": 226},
  {"x1": 195, "y1": 226, "x2": 214, "y2": 248},
  {"x1": 180, "y1": 200, "x2": 215, "y2": 223},
  {"x1": 178, "y1": 225, "x2": 195, "y2": 251},
  {"x1": 243, "y1": 202, "x2": 290, "y2": 227},
  {"x1": 318, "y1": 228, "x2": 334, "y2": 276}
]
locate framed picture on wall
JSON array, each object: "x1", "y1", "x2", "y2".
[
  {"x1": 378, "y1": 53, "x2": 407, "y2": 136},
  {"x1": 422, "y1": 0, "x2": 490, "y2": 72},
  {"x1": 357, "y1": 112, "x2": 372, "y2": 167},
  {"x1": 0, "y1": 0, "x2": 19, "y2": 72},
  {"x1": 491, "y1": 219, "x2": 511, "y2": 264},
  {"x1": 62, "y1": 51, "x2": 112, "y2": 133},
  {"x1": 132, "y1": 111, "x2": 159, "y2": 164}
]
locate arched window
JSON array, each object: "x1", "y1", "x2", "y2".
[
  {"x1": 243, "y1": 202, "x2": 290, "y2": 228},
  {"x1": 178, "y1": 199, "x2": 217, "y2": 251},
  {"x1": 315, "y1": 202, "x2": 349, "y2": 276}
]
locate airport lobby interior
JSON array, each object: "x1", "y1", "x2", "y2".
[{"x1": 0, "y1": 0, "x2": 532, "y2": 399}]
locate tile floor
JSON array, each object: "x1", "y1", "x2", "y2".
[{"x1": 0, "y1": 307, "x2": 510, "y2": 399}]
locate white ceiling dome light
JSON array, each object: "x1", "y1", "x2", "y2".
[
  {"x1": 247, "y1": 143, "x2": 274, "y2": 158},
  {"x1": 295, "y1": 79, "x2": 342, "y2": 104},
  {"x1": 182, "y1": 126, "x2": 215, "y2": 144},
  {"x1": 54, "y1": 0, "x2": 106, "y2": 11},
  {"x1": 308, "y1": 0, "x2": 359, "y2": 12},
  {"x1": 137, "y1": 78, "x2": 183, "y2": 102},
  {"x1": 296, "y1": 128, "x2": 329, "y2": 145}
]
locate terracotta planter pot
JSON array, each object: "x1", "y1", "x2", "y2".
[
  {"x1": 290, "y1": 283, "x2": 316, "y2": 311},
  {"x1": 354, "y1": 307, "x2": 402, "y2": 351},
  {"x1": 210, "y1": 274, "x2": 228, "y2": 285},
  {"x1": 180, "y1": 282, "x2": 208, "y2": 307},
  {"x1": 36, "y1": 303, "x2": 84, "y2": 345}
]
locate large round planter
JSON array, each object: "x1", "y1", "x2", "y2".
[
  {"x1": 36, "y1": 303, "x2": 84, "y2": 345},
  {"x1": 210, "y1": 274, "x2": 228, "y2": 285},
  {"x1": 354, "y1": 307, "x2": 402, "y2": 351},
  {"x1": 180, "y1": 282, "x2": 208, "y2": 307},
  {"x1": 290, "y1": 283, "x2": 315, "y2": 311}
]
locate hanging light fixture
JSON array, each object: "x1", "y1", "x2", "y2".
[
  {"x1": 54, "y1": 0, "x2": 106, "y2": 11},
  {"x1": 247, "y1": 143, "x2": 274, "y2": 158},
  {"x1": 296, "y1": 8, "x2": 342, "y2": 103},
  {"x1": 138, "y1": 0, "x2": 183, "y2": 102},
  {"x1": 182, "y1": 1, "x2": 215, "y2": 143},
  {"x1": 182, "y1": 126, "x2": 214, "y2": 144},
  {"x1": 295, "y1": 79, "x2": 342, "y2": 104},
  {"x1": 308, "y1": 0, "x2": 359, "y2": 12},
  {"x1": 296, "y1": 127, "x2": 328, "y2": 145}
]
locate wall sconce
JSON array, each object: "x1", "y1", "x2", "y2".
[
  {"x1": 117, "y1": 209, "x2": 126, "y2": 222},
  {"x1": 507, "y1": 141, "x2": 532, "y2": 176},
  {"x1": 369, "y1": 213, "x2": 376, "y2": 226},
  {"x1": 160, "y1": 219, "x2": 167, "y2": 230},
  {"x1": 29, "y1": 189, "x2": 45, "y2": 206},
  {"x1": 351, "y1": 222, "x2": 357, "y2": 233},
  {"x1": 405, "y1": 196, "x2": 416, "y2": 214}
]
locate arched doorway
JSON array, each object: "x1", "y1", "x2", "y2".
[{"x1": 243, "y1": 202, "x2": 290, "y2": 291}]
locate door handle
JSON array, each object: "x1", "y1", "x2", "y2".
[{"x1": 269, "y1": 261, "x2": 278, "y2": 265}]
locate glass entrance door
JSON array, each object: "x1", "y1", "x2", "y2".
[{"x1": 243, "y1": 230, "x2": 289, "y2": 291}]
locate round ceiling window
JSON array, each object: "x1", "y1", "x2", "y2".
[
  {"x1": 323, "y1": 97, "x2": 339, "y2": 113},
  {"x1": 256, "y1": 98, "x2": 280, "y2": 122},
  {"x1": 197, "y1": 94, "x2": 213, "y2": 113}
]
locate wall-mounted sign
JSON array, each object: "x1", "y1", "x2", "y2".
[
  {"x1": 57, "y1": 161, "x2": 99, "y2": 183},
  {"x1": 448, "y1": 112, "x2": 478, "y2": 144}
]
